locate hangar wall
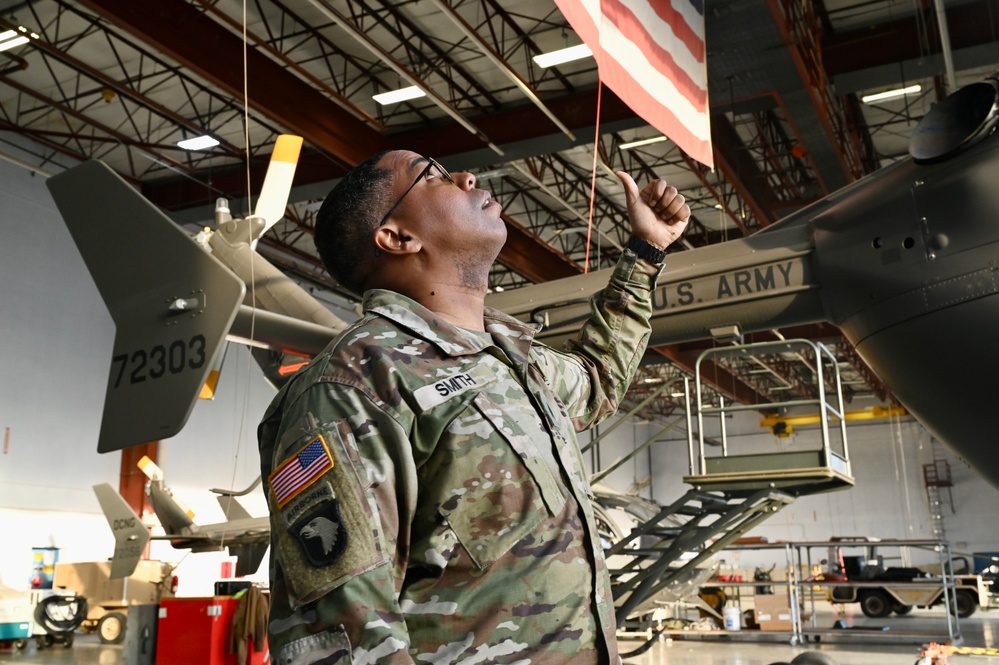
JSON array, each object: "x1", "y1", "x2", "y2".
[
  {"x1": 2, "y1": 157, "x2": 996, "y2": 593},
  {"x1": 591, "y1": 411, "x2": 999, "y2": 570},
  {"x1": 0, "y1": 158, "x2": 277, "y2": 591}
]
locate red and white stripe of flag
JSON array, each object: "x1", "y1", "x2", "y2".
[
  {"x1": 555, "y1": 0, "x2": 712, "y2": 167},
  {"x1": 270, "y1": 439, "x2": 332, "y2": 507}
]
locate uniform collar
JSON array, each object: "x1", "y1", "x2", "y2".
[{"x1": 362, "y1": 289, "x2": 542, "y2": 359}]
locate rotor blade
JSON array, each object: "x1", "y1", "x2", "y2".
[
  {"x1": 138, "y1": 455, "x2": 164, "y2": 483},
  {"x1": 254, "y1": 134, "x2": 303, "y2": 237}
]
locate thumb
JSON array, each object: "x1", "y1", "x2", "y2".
[{"x1": 615, "y1": 171, "x2": 640, "y2": 206}]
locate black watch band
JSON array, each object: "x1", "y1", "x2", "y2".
[{"x1": 627, "y1": 235, "x2": 668, "y2": 265}]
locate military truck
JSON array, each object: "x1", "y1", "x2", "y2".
[
  {"x1": 822, "y1": 538, "x2": 990, "y2": 618},
  {"x1": 829, "y1": 566, "x2": 989, "y2": 618},
  {"x1": 52, "y1": 560, "x2": 176, "y2": 643}
]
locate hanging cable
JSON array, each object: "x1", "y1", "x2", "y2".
[
  {"x1": 242, "y1": 0, "x2": 253, "y2": 220},
  {"x1": 890, "y1": 407, "x2": 915, "y2": 536},
  {"x1": 584, "y1": 80, "x2": 602, "y2": 273},
  {"x1": 220, "y1": 0, "x2": 255, "y2": 554}
]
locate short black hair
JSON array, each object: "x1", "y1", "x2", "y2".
[{"x1": 314, "y1": 150, "x2": 393, "y2": 295}]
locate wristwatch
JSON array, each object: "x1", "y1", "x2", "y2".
[{"x1": 627, "y1": 235, "x2": 668, "y2": 265}]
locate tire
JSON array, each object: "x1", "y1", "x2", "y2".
[
  {"x1": 14, "y1": 639, "x2": 28, "y2": 650},
  {"x1": 791, "y1": 653, "x2": 841, "y2": 665},
  {"x1": 97, "y1": 612, "x2": 127, "y2": 645},
  {"x1": 955, "y1": 590, "x2": 977, "y2": 618},
  {"x1": 859, "y1": 589, "x2": 893, "y2": 618},
  {"x1": 893, "y1": 604, "x2": 913, "y2": 615},
  {"x1": 62, "y1": 632, "x2": 74, "y2": 648}
]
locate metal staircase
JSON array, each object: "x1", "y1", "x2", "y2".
[
  {"x1": 923, "y1": 443, "x2": 955, "y2": 541},
  {"x1": 607, "y1": 485, "x2": 795, "y2": 622},
  {"x1": 600, "y1": 339, "x2": 856, "y2": 626}
]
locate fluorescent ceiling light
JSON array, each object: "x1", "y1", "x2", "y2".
[
  {"x1": 372, "y1": 86, "x2": 426, "y2": 105},
  {"x1": 177, "y1": 135, "x2": 220, "y2": 151},
  {"x1": 619, "y1": 135, "x2": 668, "y2": 150},
  {"x1": 861, "y1": 84, "x2": 922, "y2": 104},
  {"x1": 533, "y1": 44, "x2": 592, "y2": 68},
  {"x1": 0, "y1": 35, "x2": 28, "y2": 52},
  {"x1": 0, "y1": 26, "x2": 38, "y2": 53}
]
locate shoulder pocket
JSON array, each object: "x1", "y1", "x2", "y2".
[{"x1": 269, "y1": 423, "x2": 389, "y2": 608}]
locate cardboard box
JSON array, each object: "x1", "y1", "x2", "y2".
[{"x1": 754, "y1": 593, "x2": 793, "y2": 631}]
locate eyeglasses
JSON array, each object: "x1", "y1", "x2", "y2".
[{"x1": 378, "y1": 157, "x2": 453, "y2": 227}]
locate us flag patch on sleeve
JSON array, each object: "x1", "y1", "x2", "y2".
[{"x1": 270, "y1": 435, "x2": 334, "y2": 508}]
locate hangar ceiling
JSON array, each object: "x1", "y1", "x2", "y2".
[{"x1": 2, "y1": 0, "x2": 997, "y2": 423}]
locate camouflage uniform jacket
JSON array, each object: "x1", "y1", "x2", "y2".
[{"x1": 258, "y1": 252, "x2": 662, "y2": 665}]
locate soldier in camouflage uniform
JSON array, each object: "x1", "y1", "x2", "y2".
[{"x1": 258, "y1": 150, "x2": 689, "y2": 664}]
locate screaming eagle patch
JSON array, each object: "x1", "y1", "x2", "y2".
[{"x1": 290, "y1": 500, "x2": 349, "y2": 567}]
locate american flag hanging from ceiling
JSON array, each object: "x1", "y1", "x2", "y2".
[{"x1": 554, "y1": 0, "x2": 712, "y2": 168}]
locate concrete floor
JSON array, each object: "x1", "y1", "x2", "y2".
[
  {"x1": 620, "y1": 638, "x2": 997, "y2": 665},
  {"x1": 1, "y1": 607, "x2": 996, "y2": 665},
  {"x1": 618, "y1": 605, "x2": 999, "y2": 665}
]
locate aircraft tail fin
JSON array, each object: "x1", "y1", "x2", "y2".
[
  {"x1": 217, "y1": 495, "x2": 253, "y2": 521},
  {"x1": 93, "y1": 483, "x2": 151, "y2": 579},
  {"x1": 229, "y1": 543, "x2": 269, "y2": 577},
  {"x1": 47, "y1": 161, "x2": 246, "y2": 453}
]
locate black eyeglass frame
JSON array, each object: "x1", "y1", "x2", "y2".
[{"x1": 377, "y1": 157, "x2": 453, "y2": 228}]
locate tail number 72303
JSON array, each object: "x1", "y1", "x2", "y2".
[{"x1": 110, "y1": 335, "x2": 208, "y2": 388}]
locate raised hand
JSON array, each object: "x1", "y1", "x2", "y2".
[{"x1": 616, "y1": 171, "x2": 691, "y2": 250}]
